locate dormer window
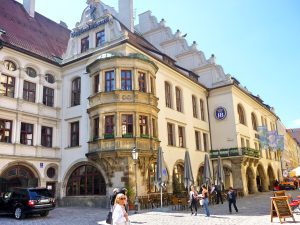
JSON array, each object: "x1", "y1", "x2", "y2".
[
  {"x1": 81, "y1": 36, "x2": 89, "y2": 53},
  {"x1": 4, "y1": 60, "x2": 16, "y2": 71},
  {"x1": 96, "y1": 30, "x2": 105, "y2": 47}
]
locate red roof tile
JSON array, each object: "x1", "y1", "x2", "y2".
[{"x1": 0, "y1": 0, "x2": 70, "y2": 62}]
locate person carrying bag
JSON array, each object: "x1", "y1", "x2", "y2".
[{"x1": 112, "y1": 193, "x2": 130, "y2": 225}]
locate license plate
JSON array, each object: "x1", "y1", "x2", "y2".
[{"x1": 40, "y1": 199, "x2": 49, "y2": 203}]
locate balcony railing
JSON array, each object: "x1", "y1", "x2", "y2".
[{"x1": 210, "y1": 147, "x2": 260, "y2": 159}]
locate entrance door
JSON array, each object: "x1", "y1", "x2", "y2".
[{"x1": 46, "y1": 182, "x2": 56, "y2": 198}]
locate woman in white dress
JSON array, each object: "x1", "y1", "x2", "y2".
[{"x1": 112, "y1": 193, "x2": 129, "y2": 225}]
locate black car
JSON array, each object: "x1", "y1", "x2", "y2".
[{"x1": 0, "y1": 187, "x2": 56, "y2": 219}]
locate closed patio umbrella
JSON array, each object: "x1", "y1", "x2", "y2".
[
  {"x1": 216, "y1": 156, "x2": 225, "y2": 190},
  {"x1": 184, "y1": 150, "x2": 194, "y2": 189},
  {"x1": 155, "y1": 147, "x2": 167, "y2": 208},
  {"x1": 203, "y1": 154, "x2": 212, "y2": 187}
]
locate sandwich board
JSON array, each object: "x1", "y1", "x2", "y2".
[{"x1": 271, "y1": 196, "x2": 295, "y2": 224}]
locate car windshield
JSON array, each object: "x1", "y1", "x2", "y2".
[{"x1": 29, "y1": 189, "x2": 52, "y2": 199}]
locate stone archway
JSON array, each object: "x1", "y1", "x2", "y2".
[
  {"x1": 256, "y1": 164, "x2": 267, "y2": 192},
  {"x1": 0, "y1": 165, "x2": 39, "y2": 192},
  {"x1": 223, "y1": 166, "x2": 232, "y2": 190},
  {"x1": 268, "y1": 165, "x2": 275, "y2": 191},
  {"x1": 246, "y1": 167, "x2": 255, "y2": 194}
]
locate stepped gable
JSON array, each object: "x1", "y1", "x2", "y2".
[{"x1": 0, "y1": 0, "x2": 70, "y2": 62}]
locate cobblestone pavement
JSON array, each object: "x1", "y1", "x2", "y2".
[{"x1": 1, "y1": 190, "x2": 300, "y2": 225}]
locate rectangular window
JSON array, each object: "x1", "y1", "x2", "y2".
[
  {"x1": 203, "y1": 133, "x2": 208, "y2": 152},
  {"x1": 81, "y1": 36, "x2": 89, "y2": 53},
  {"x1": 150, "y1": 77, "x2": 155, "y2": 94},
  {"x1": 96, "y1": 30, "x2": 105, "y2": 47},
  {"x1": 122, "y1": 115, "x2": 133, "y2": 136},
  {"x1": 178, "y1": 126, "x2": 185, "y2": 148},
  {"x1": 195, "y1": 131, "x2": 201, "y2": 150},
  {"x1": 192, "y1": 96, "x2": 198, "y2": 118},
  {"x1": 246, "y1": 139, "x2": 250, "y2": 148},
  {"x1": 43, "y1": 87, "x2": 54, "y2": 107},
  {"x1": 93, "y1": 117, "x2": 99, "y2": 139},
  {"x1": 70, "y1": 121, "x2": 79, "y2": 147},
  {"x1": 165, "y1": 82, "x2": 172, "y2": 108},
  {"x1": 138, "y1": 72, "x2": 146, "y2": 92},
  {"x1": 200, "y1": 99, "x2": 205, "y2": 121},
  {"x1": 41, "y1": 126, "x2": 53, "y2": 148},
  {"x1": 23, "y1": 81, "x2": 36, "y2": 103},
  {"x1": 152, "y1": 118, "x2": 157, "y2": 138},
  {"x1": 121, "y1": 70, "x2": 132, "y2": 91},
  {"x1": 105, "y1": 71, "x2": 115, "y2": 92},
  {"x1": 175, "y1": 88, "x2": 182, "y2": 112},
  {"x1": 71, "y1": 78, "x2": 81, "y2": 106},
  {"x1": 105, "y1": 115, "x2": 114, "y2": 134},
  {"x1": 0, "y1": 74, "x2": 15, "y2": 98},
  {"x1": 241, "y1": 137, "x2": 245, "y2": 148},
  {"x1": 94, "y1": 75, "x2": 99, "y2": 94},
  {"x1": 0, "y1": 119, "x2": 12, "y2": 143},
  {"x1": 167, "y1": 123, "x2": 174, "y2": 146},
  {"x1": 20, "y1": 122, "x2": 34, "y2": 146},
  {"x1": 139, "y1": 115, "x2": 148, "y2": 136}
]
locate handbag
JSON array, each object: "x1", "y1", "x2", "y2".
[{"x1": 106, "y1": 211, "x2": 112, "y2": 224}]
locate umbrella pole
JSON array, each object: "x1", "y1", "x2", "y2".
[{"x1": 160, "y1": 185, "x2": 163, "y2": 208}]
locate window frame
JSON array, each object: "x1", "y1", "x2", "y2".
[
  {"x1": 200, "y1": 99, "x2": 205, "y2": 121},
  {"x1": 122, "y1": 114, "x2": 133, "y2": 137},
  {"x1": 178, "y1": 126, "x2": 185, "y2": 148},
  {"x1": 0, "y1": 74, "x2": 15, "y2": 98},
  {"x1": 195, "y1": 131, "x2": 201, "y2": 151},
  {"x1": 71, "y1": 78, "x2": 81, "y2": 107},
  {"x1": 167, "y1": 123, "x2": 174, "y2": 146},
  {"x1": 43, "y1": 86, "x2": 54, "y2": 107},
  {"x1": 139, "y1": 115, "x2": 148, "y2": 136},
  {"x1": 175, "y1": 87, "x2": 182, "y2": 112},
  {"x1": 192, "y1": 95, "x2": 198, "y2": 118},
  {"x1": 165, "y1": 82, "x2": 172, "y2": 108},
  {"x1": 121, "y1": 70, "x2": 132, "y2": 91},
  {"x1": 105, "y1": 115, "x2": 114, "y2": 135},
  {"x1": 23, "y1": 80, "x2": 36, "y2": 103},
  {"x1": 0, "y1": 119, "x2": 12, "y2": 143},
  {"x1": 81, "y1": 36, "x2": 89, "y2": 53},
  {"x1": 41, "y1": 126, "x2": 53, "y2": 148},
  {"x1": 20, "y1": 122, "x2": 34, "y2": 146},
  {"x1": 96, "y1": 30, "x2": 105, "y2": 47},
  {"x1": 138, "y1": 72, "x2": 146, "y2": 92},
  {"x1": 105, "y1": 70, "x2": 115, "y2": 92},
  {"x1": 70, "y1": 121, "x2": 79, "y2": 147}
]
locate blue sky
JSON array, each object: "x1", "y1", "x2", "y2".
[{"x1": 17, "y1": 0, "x2": 300, "y2": 128}]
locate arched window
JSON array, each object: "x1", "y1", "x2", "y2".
[
  {"x1": 4, "y1": 60, "x2": 17, "y2": 71},
  {"x1": 175, "y1": 87, "x2": 182, "y2": 112},
  {"x1": 165, "y1": 82, "x2": 172, "y2": 108},
  {"x1": 66, "y1": 165, "x2": 106, "y2": 196},
  {"x1": 251, "y1": 113, "x2": 257, "y2": 131},
  {"x1": 237, "y1": 104, "x2": 246, "y2": 125},
  {"x1": 200, "y1": 99, "x2": 205, "y2": 121},
  {"x1": 71, "y1": 78, "x2": 81, "y2": 106}
]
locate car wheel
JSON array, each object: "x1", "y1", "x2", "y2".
[
  {"x1": 14, "y1": 207, "x2": 25, "y2": 220},
  {"x1": 40, "y1": 211, "x2": 49, "y2": 217}
]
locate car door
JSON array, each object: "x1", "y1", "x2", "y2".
[{"x1": 0, "y1": 192, "x2": 12, "y2": 214}]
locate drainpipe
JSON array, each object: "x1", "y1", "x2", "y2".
[{"x1": 206, "y1": 91, "x2": 214, "y2": 182}]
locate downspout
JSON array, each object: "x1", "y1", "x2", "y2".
[{"x1": 206, "y1": 90, "x2": 214, "y2": 182}]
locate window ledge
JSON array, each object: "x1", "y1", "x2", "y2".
[{"x1": 65, "y1": 145, "x2": 82, "y2": 150}]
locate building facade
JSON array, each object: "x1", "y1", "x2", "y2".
[{"x1": 0, "y1": 0, "x2": 296, "y2": 207}]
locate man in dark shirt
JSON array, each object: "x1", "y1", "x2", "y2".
[{"x1": 227, "y1": 187, "x2": 238, "y2": 214}]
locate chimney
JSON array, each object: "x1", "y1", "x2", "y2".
[
  {"x1": 23, "y1": 0, "x2": 35, "y2": 17},
  {"x1": 118, "y1": 0, "x2": 134, "y2": 32}
]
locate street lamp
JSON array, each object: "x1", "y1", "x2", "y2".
[{"x1": 131, "y1": 147, "x2": 139, "y2": 213}]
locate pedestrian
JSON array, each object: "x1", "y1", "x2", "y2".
[
  {"x1": 215, "y1": 184, "x2": 223, "y2": 204},
  {"x1": 189, "y1": 185, "x2": 198, "y2": 216},
  {"x1": 118, "y1": 187, "x2": 129, "y2": 212},
  {"x1": 227, "y1": 187, "x2": 238, "y2": 214},
  {"x1": 110, "y1": 188, "x2": 119, "y2": 207},
  {"x1": 201, "y1": 184, "x2": 210, "y2": 217},
  {"x1": 112, "y1": 193, "x2": 129, "y2": 225}
]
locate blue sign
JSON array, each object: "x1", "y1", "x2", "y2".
[
  {"x1": 215, "y1": 107, "x2": 227, "y2": 120},
  {"x1": 71, "y1": 17, "x2": 110, "y2": 38}
]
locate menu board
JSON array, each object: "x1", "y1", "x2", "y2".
[{"x1": 270, "y1": 196, "x2": 295, "y2": 224}]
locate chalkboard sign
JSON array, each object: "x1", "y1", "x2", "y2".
[{"x1": 270, "y1": 196, "x2": 295, "y2": 224}]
